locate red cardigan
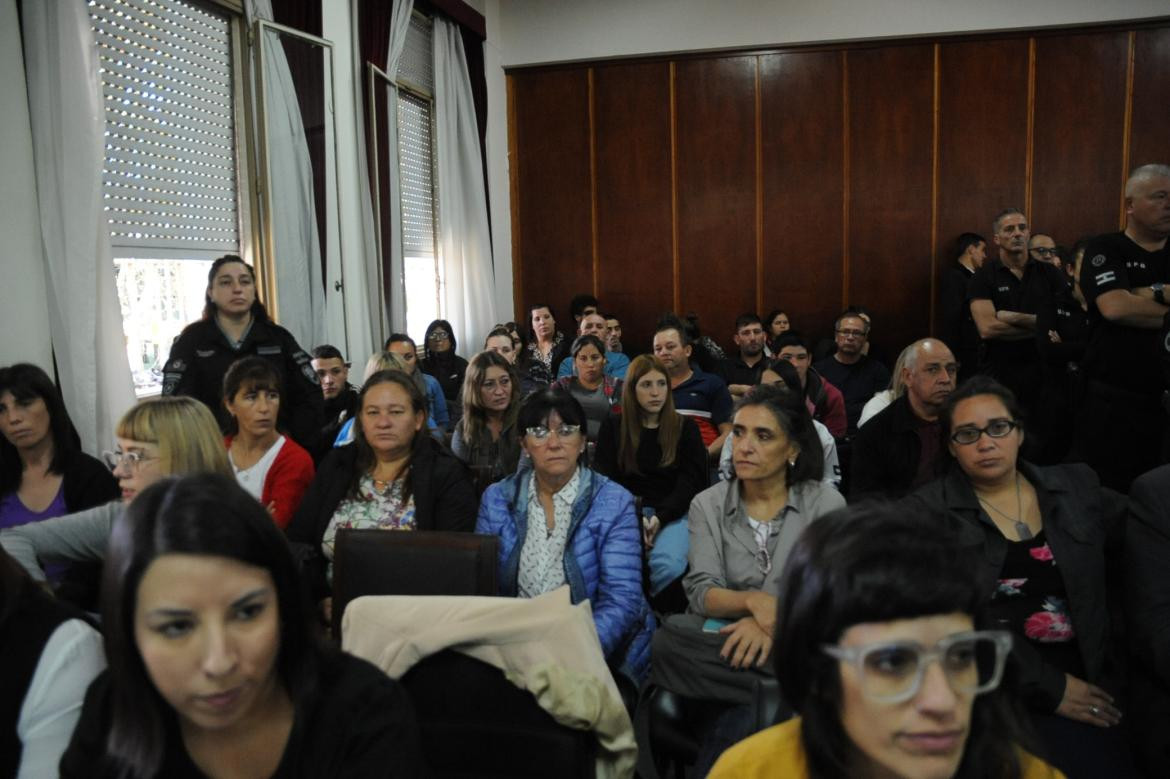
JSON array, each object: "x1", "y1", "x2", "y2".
[{"x1": 224, "y1": 435, "x2": 315, "y2": 529}]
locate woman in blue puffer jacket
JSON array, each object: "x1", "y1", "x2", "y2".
[{"x1": 477, "y1": 387, "x2": 654, "y2": 685}]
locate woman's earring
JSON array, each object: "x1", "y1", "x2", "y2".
[{"x1": 788, "y1": 456, "x2": 797, "y2": 467}]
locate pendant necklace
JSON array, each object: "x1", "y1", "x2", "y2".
[{"x1": 976, "y1": 472, "x2": 1033, "y2": 541}]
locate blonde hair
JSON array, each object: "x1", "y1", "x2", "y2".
[
  {"x1": 363, "y1": 351, "x2": 427, "y2": 399},
  {"x1": 116, "y1": 397, "x2": 231, "y2": 478}
]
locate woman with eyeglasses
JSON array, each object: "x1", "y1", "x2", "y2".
[
  {"x1": 221, "y1": 357, "x2": 314, "y2": 530},
  {"x1": 709, "y1": 501, "x2": 1061, "y2": 779},
  {"x1": 0, "y1": 397, "x2": 232, "y2": 587},
  {"x1": 420, "y1": 319, "x2": 468, "y2": 426},
  {"x1": 475, "y1": 387, "x2": 653, "y2": 684},
  {"x1": 907, "y1": 376, "x2": 1133, "y2": 777},
  {"x1": 0, "y1": 364, "x2": 118, "y2": 602},
  {"x1": 452, "y1": 351, "x2": 523, "y2": 494},
  {"x1": 552, "y1": 335, "x2": 622, "y2": 443}
]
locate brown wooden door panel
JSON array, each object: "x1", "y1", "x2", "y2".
[
  {"x1": 594, "y1": 61, "x2": 674, "y2": 357},
  {"x1": 510, "y1": 69, "x2": 593, "y2": 327},
  {"x1": 759, "y1": 50, "x2": 845, "y2": 342},
  {"x1": 934, "y1": 38, "x2": 1030, "y2": 336},
  {"x1": 1031, "y1": 32, "x2": 1129, "y2": 243},
  {"x1": 846, "y1": 44, "x2": 936, "y2": 358},
  {"x1": 1130, "y1": 28, "x2": 1170, "y2": 176},
  {"x1": 675, "y1": 56, "x2": 759, "y2": 353}
]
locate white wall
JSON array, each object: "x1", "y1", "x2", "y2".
[
  {"x1": 0, "y1": 0, "x2": 54, "y2": 370},
  {"x1": 478, "y1": 0, "x2": 1168, "y2": 321},
  {"x1": 495, "y1": 0, "x2": 1169, "y2": 66}
]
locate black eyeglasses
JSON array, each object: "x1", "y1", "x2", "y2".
[{"x1": 950, "y1": 419, "x2": 1019, "y2": 445}]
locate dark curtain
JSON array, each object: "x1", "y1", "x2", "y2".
[
  {"x1": 269, "y1": 0, "x2": 327, "y2": 284},
  {"x1": 359, "y1": 0, "x2": 491, "y2": 306}
]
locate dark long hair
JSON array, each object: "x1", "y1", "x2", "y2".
[
  {"x1": 221, "y1": 357, "x2": 283, "y2": 436},
  {"x1": 774, "y1": 502, "x2": 1035, "y2": 779},
  {"x1": 100, "y1": 474, "x2": 319, "y2": 778},
  {"x1": 0, "y1": 363, "x2": 80, "y2": 495},
  {"x1": 201, "y1": 255, "x2": 269, "y2": 321},
  {"x1": 350, "y1": 370, "x2": 428, "y2": 500},
  {"x1": 733, "y1": 383, "x2": 824, "y2": 484},
  {"x1": 423, "y1": 318, "x2": 458, "y2": 361}
]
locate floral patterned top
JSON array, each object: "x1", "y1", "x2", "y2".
[
  {"x1": 321, "y1": 473, "x2": 417, "y2": 580},
  {"x1": 525, "y1": 331, "x2": 565, "y2": 386},
  {"x1": 990, "y1": 530, "x2": 1085, "y2": 679}
]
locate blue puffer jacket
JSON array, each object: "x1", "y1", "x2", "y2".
[{"x1": 477, "y1": 467, "x2": 655, "y2": 684}]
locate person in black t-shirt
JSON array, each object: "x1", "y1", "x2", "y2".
[
  {"x1": 1071, "y1": 164, "x2": 1170, "y2": 491},
  {"x1": 939, "y1": 232, "x2": 987, "y2": 385},
  {"x1": 968, "y1": 209, "x2": 1067, "y2": 434},
  {"x1": 722, "y1": 313, "x2": 769, "y2": 398},
  {"x1": 813, "y1": 311, "x2": 890, "y2": 436}
]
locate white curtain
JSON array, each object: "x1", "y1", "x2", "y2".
[
  {"x1": 381, "y1": 1, "x2": 415, "y2": 336},
  {"x1": 433, "y1": 19, "x2": 497, "y2": 351},
  {"x1": 246, "y1": 0, "x2": 326, "y2": 351},
  {"x1": 21, "y1": 0, "x2": 136, "y2": 455}
]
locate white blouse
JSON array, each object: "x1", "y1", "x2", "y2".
[{"x1": 517, "y1": 468, "x2": 581, "y2": 599}]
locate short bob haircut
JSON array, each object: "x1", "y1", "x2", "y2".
[
  {"x1": 116, "y1": 397, "x2": 232, "y2": 479},
  {"x1": 774, "y1": 501, "x2": 1034, "y2": 779},
  {"x1": 939, "y1": 375, "x2": 1026, "y2": 447},
  {"x1": 100, "y1": 473, "x2": 319, "y2": 778},
  {"x1": 350, "y1": 370, "x2": 428, "y2": 498},
  {"x1": 517, "y1": 386, "x2": 588, "y2": 443},
  {"x1": 221, "y1": 357, "x2": 283, "y2": 435},
  {"x1": 202, "y1": 255, "x2": 268, "y2": 321},
  {"x1": 0, "y1": 363, "x2": 80, "y2": 494},
  {"x1": 733, "y1": 383, "x2": 824, "y2": 484}
]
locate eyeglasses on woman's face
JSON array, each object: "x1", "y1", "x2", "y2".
[
  {"x1": 823, "y1": 629, "x2": 1012, "y2": 704},
  {"x1": 949, "y1": 418, "x2": 1018, "y2": 446},
  {"x1": 524, "y1": 423, "x2": 582, "y2": 444},
  {"x1": 103, "y1": 448, "x2": 157, "y2": 471}
]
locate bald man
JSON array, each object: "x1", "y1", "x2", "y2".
[
  {"x1": 1073, "y1": 163, "x2": 1170, "y2": 490},
  {"x1": 850, "y1": 339, "x2": 958, "y2": 499}
]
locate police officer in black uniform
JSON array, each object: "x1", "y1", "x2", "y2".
[
  {"x1": 968, "y1": 208, "x2": 1067, "y2": 440},
  {"x1": 161, "y1": 255, "x2": 323, "y2": 451},
  {"x1": 1072, "y1": 163, "x2": 1170, "y2": 491}
]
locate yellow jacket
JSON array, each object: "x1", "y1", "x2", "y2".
[{"x1": 708, "y1": 717, "x2": 1066, "y2": 779}]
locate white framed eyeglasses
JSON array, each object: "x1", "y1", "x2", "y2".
[
  {"x1": 524, "y1": 423, "x2": 582, "y2": 442},
  {"x1": 102, "y1": 449, "x2": 157, "y2": 471},
  {"x1": 822, "y1": 629, "x2": 1013, "y2": 704}
]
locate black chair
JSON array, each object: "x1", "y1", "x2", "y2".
[
  {"x1": 400, "y1": 649, "x2": 597, "y2": 778},
  {"x1": 331, "y1": 529, "x2": 498, "y2": 638}
]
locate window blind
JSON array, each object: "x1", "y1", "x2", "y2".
[
  {"x1": 90, "y1": 0, "x2": 240, "y2": 260},
  {"x1": 396, "y1": 13, "x2": 436, "y2": 257}
]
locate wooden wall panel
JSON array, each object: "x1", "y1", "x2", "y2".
[
  {"x1": 594, "y1": 62, "x2": 673, "y2": 356},
  {"x1": 760, "y1": 51, "x2": 844, "y2": 342},
  {"x1": 675, "y1": 56, "x2": 758, "y2": 352},
  {"x1": 935, "y1": 38, "x2": 1029, "y2": 333},
  {"x1": 846, "y1": 44, "x2": 936, "y2": 356},
  {"x1": 1130, "y1": 28, "x2": 1170, "y2": 175},
  {"x1": 509, "y1": 69, "x2": 593, "y2": 327},
  {"x1": 1031, "y1": 32, "x2": 1129, "y2": 242}
]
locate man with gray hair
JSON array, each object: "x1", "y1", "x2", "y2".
[
  {"x1": 850, "y1": 338, "x2": 958, "y2": 499},
  {"x1": 1072, "y1": 163, "x2": 1170, "y2": 490}
]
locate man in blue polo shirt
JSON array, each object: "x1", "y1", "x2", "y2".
[
  {"x1": 557, "y1": 310, "x2": 630, "y2": 380},
  {"x1": 653, "y1": 316, "x2": 732, "y2": 461}
]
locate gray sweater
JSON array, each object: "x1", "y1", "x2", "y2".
[{"x1": 0, "y1": 501, "x2": 123, "y2": 582}]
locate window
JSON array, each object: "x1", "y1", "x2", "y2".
[
  {"x1": 396, "y1": 13, "x2": 441, "y2": 340},
  {"x1": 90, "y1": 0, "x2": 243, "y2": 395}
]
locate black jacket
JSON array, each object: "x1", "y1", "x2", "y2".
[
  {"x1": 286, "y1": 438, "x2": 478, "y2": 597},
  {"x1": 850, "y1": 394, "x2": 942, "y2": 501},
  {"x1": 1125, "y1": 464, "x2": 1170, "y2": 773},
  {"x1": 60, "y1": 449, "x2": 120, "y2": 512},
  {"x1": 161, "y1": 317, "x2": 323, "y2": 451},
  {"x1": 908, "y1": 462, "x2": 1125, "y2": 713}
]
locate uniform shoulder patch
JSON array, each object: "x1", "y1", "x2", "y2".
[{"x1": 1090, "y1": 254, "x2": 1106, "y2": 268}]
